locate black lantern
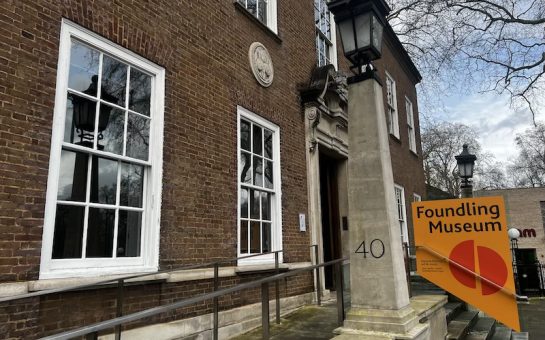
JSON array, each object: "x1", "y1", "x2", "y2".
[
  {"x1": 71, "y1": 75, "x2": 115, "y2": 145},
  {"x1": 328, "y1": 0, "x2": 390, "y2": 69},
  {"x1": 455, "y1": 144, "x2": 477, "y2": 182}
]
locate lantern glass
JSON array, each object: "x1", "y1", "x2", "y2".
[
  {"x1": 371, "y1": 15, "x2": 383, "y2": 54},
  {"x1": 338, "y1": 18, "x2": 355, "y2": 57},
  {"x1": 355, "y1": 12, "x2": 372, "y2": 53},
  {"x1": 458, "y1": 161, "x2": 474, "y2": 178}
]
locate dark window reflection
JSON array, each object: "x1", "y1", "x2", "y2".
[
  {"x1": 68, "y1": 41, "x2": 99, "y2": 95},
  {"x1": 86, "y1": 208, "x2": 115, "y2": 258},
  {"x1": 261, "y1": 192, "x2": 271, "y2": 221},
  {"x1": 240, "y1": 152, "x2": 252, "y2": 183},
  {"x1": 52, "y1": 205, "x2": 85, "y2": 259},
  {"x1": 100, "y1": 104, "x2": 124, "y2": 155},
  {"x1": 253, "y1": 125, "x2": 262, "y2": 155},
  {"x1": 90, "y1": 157, "x2": 118, "y2": 205},
  {"x1": 247, "y1": 0, "x2": 257, "y2": 15},
  {"x1": 120, "y1": 163, "x2": 144, "y2": 207},
  {"x1": 126, "y1": 113, "x2": 150, "y2": 160},
  {"x1": 262, "y1": 222, "x2": 271, "y2": 253},
  {"x1": 58, "y1": 150, "x2": 88, "y2": 202},
  {"x1": 117, "y1": 210, "x2": 142, "y2": 257},
  {"x1": 240, "y1": 188, "x2": 248, "y2": 218},
  {"x1": 258, "y1": 0, "x2": 267, "y2": 23},
  {"x1": 240, "y1": 220, "x2": 248, "y2": 253},
  {"x1": 129, "y1": 68, "x2": 151, "y2": 116},
  {"x1": 250, "y1": 221, "x2": 260, "y2": 253},
  {"x1": 240, "y1": 120, "x2": 251, "y2": 151},
  {"x1": 101, "y1": 55, "x2": 127, "y2": 106},
  {"x1": 264, "y1": 160, "x2": 273, "y2": 189},
  {"x1": 264, "y1": 129, "x2": 272, "y2": 158},
  {"x1": 253, "y1": 156, "x2": 263, "y2": 186},
  {"x1": 250, "y1": 189, "x2": 260, "y2": 219},
  {"x1": 65, "y1": 94, "x2": 97, "y2": 147}
]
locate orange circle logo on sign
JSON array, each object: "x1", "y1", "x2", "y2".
[{"x1": 448, "y1": 240, "x2": 508, "y2": 295}]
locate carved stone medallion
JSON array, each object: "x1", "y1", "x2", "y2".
[{"x1": 249, "y1": 42, "x2": 274, "y2": 87}]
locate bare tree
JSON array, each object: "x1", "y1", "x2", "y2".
[
  {"x1": 507, "y1": 122, "x2": 545, "y2": 186},
  {"x1": 422, "y1": 121, "x2": 507, "y2": 196},
  {"x1": 387, "y1": 0, "x2": 545, "y2": 122}
]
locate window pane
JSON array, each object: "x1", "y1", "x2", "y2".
[
  {"x1": 68, "y1": 41, "x2": 99, "y2": 95},
  {"x1": 240, "y1": 152, "x2": 252, "y2": 184},
  {"x1": 258, "y1": 0, "x2": 267, "y2": 23},
  {"x1": 86, "y1": 208, "x2": 115, "y2": 258},
  {"x1": 247, "y1": 0, "x2": 257, "y2": 15},
  {"x1": 253, "y1": 156, "x2": 263, "y2": 186},
  {"x1": 240, "y1": 220, "x2": 248, "y2": 254},
  {"x1": 126, "y1": 113, "x2": 150, "y2": 160},
  {"x1": 99, "y1": 104, "x2": 124, "y2": 155},
  {"x1": 262, "y1": 222, "x2": 271, "y2": 253},
  {"x1": 253, "y1": 125, "x2": 262, "y2": 155},
  {"x1": 90, "y1": 157, "x2": 118, "y2": 205},
  {"x1": 240, "y1": 188, "x2": 249, "y2": 218},
  {"x1": 261, "y1": 192, "x2": 270, "y2": 221},
  {"x1": 263, "y1": 129, "x2": 272, "y2": 158},
  {"x1": 58, "y1": 149, "x2": 88, "y2": 202},
  {"x1": 52, "y1": 205, "x2": 85, "y2": 259},
  {"x1": 250, "y1": 221, "x2": 260, "y2": 253},
  {"x1": 240, "y1": 119, "x2": 251, "y2": 151},
  {"x1": 264, "y1": 160, "x2": 273, "y2": 189},
  {"x1": 101, "y1": 55, "x2": 127, "y2": 106},
  {"x1": 129, "y1": 68, "x2": 151, "y2": 116},
  {"x1": 120, "y1": 163, "x2": 144, "y2": 207},
  {"x1": 250, "y1": 189, "x2": 260, "y2": 219},
  {"x1": 117, "y1": 210, "x2": 142, "y2": 257},
  {"x1": 65, "y1": 94, "x2": 97, "y2": 148}
]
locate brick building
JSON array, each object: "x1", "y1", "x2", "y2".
[{"x1": 0, "y1": 0, "x2": 426, "y2": 338}]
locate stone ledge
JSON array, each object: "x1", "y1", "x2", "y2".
[{"x1": 0, "y1": 262, "x2": 312, "y2": 298}]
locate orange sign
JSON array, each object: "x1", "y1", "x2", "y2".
[{"x1": 412, "y1": 197, "x2": 520, "y2": 331}]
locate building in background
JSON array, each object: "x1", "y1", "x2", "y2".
[
  {"x1": 0, "y1": 0, "x2": 426, "y2": 338},
  {"x1": 475, "y1": 187, "x2": 545, "y2": 296}
]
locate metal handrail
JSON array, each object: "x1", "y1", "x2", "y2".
[
  {"x1": 41, "y1": 257, "x2": 348, "y2": 340},
  {"x1": 0, "y1": 250, "x2": 284, "y2": 304},
  {"x1": 416, "y1": 244, "x2": 520, "y2": 298}
]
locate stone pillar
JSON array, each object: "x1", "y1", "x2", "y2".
[{"x1": 334, "y1": 75, "x2": 427, "y2": 339}]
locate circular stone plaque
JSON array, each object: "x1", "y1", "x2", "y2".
[{"x1": 249, "y1": 42, "x2": 274, "y2": 87}]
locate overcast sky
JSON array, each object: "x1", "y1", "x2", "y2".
[{"x1": 431, "y1": 92, "x2": 540, "y2": 165}]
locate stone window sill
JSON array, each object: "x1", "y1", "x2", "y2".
[{"x1": 0, "y1": 262, "x2": 311, "y2": 298}]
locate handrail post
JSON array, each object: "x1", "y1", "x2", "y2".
[
  {"x1": 313, "y1": 245, "x2": 321, "y2": 305},
  {"x1": 213, "y1": 262, "x2": 219, "y2": 340},
  {"x1": 261, "y1": 282, "x2": 270, "y2": 340},
  {"x1": 85, "y1": 332, "x2": 98, "y2": 340},
  {"x1": 275, "y1": 251, "x2": 280, "y2": 324},
  {"x1": 115, "y1": 279, "x2": 124, "y2": 340},
  {"x1": 335, "y1": 262, "x2": 344, "y2": 325}
]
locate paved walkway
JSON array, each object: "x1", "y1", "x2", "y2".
[
  {"x1": 232, "y1": 302, "x2": 339, "y2": 340},
  {"x1": 232, "y1": 298, "x2": 545, "y2": 339},
  {"x1": 519, "y1": 297, "x2": 545, "y2": 339}
]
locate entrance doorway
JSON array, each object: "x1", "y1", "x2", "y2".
[{"x1": 319, "y1": 152, "x2": 342, "y2": 291}]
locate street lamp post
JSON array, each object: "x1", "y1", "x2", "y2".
[
  {"x1": 455, "y1": 144, "x2": 477, "y2": 198},
  {"x1": 328, "y1": 1, "x2": 441, "y2": 338},
  {"x1": 508, "y1": 228, "x2": 521, "y2": 296}
]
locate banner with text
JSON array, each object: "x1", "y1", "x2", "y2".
[{"x1": 412, "y1": 196, "x2": 520, "y2": 331}]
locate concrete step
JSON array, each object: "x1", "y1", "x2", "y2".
[
  {"x1": 411, "y1": 289, "x2": 446, "y2": 296},
  {"x1": 445, "y1": 302, "x2": 464, "y2": 323},
  {"x1": 447, "y1": 310, "x2": 479, "y2": 340},
  {"x1": 466, "y1": 316, "x2": 496, "y2": 340},
  {"x1": 511, "y1": 332, "x2": 529, "y2": 340},
  {"x1": 490, "y1": 325, "x2": 511, "y2": 340}
]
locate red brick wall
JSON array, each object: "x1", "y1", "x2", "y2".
[{"x1": 0, "y1": 0, "x2": 316, "y2": 337}]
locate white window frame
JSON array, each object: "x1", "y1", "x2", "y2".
[
  {"x1": 394, "y1": 184, "x2": 408, "y2": 245},
  {"x1": 315, "y1": 0, "x2": 338, "y2": 68},
  {"x1": 406, "y1": 96, "x2": 416, "y2": 153},
  {"x1": 237, "y1": 106, "x2": 282, "y2": 265},
  {"x1": 385, "y1": 71, "x2": 399, "y2": 138},
  {"x1": 413, "y1": 193, "x2": 422, "y2": 202},
  {"x1": 39, "y1": 19, "x2": 165, "y2": 279},
  {"x1": 238, "y1": 0, "x2": 278, "y2": 34}
]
